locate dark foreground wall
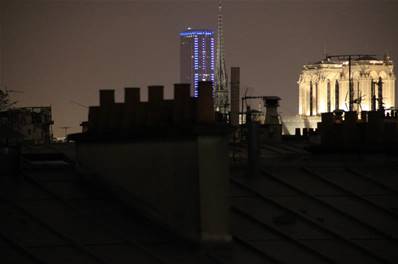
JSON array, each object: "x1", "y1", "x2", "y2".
[
  {"x1": 0, "y1": 146, "x2": 21, "y2": 177},
  {"x1": 76, "y1": 135, "x2": 230, "y2": 244}
]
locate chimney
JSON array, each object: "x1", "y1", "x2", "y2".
[
  {"x1": 344, "y1": 111, "x2": 358, "y2": 124},
  {"x1": 99, "y1": 89, "x2": 115, "y2": 106},
  {"x1": 263, "y1": 96, "x2": 281, "y2": 125},
  {"x1": 360, "y1": 111, "x2": 368, "y2": 122},
  {"x1": 148, "y1": 85, "x2": 164, "y2": 103},
  {"x1": 230, "y1": 67, "x2": 240, "y2": 126},
  {"x1": 197, "y1": 81, "x2": 215, "y2": 123},
  {"x1": 125, "y1": 87, "x2": 140, "y2": 106},
  {"x1": 174, "y1": 83, "x2": 191, "y2": 102},
  {"x1": 321, "y1": 112, "x2": 334, "y2": 125}
]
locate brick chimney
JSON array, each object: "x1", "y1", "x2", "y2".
[
  {"x1": 197, "y1": 81, "x2": 215, "y2": 123},
  {"x1": 99, "y1": 89, "x2": 115, "y2": 107}
]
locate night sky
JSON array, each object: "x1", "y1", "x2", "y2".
[{"x1": 1, "y1": 0, "x2": 398, "y2": 137}]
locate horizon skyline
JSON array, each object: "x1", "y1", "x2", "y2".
[{"x1": 1, "y1": 0, "x2": 397, "y2": 137}]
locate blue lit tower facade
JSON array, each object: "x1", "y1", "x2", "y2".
[{"x1": 180, "y1": 29, "x2": 215, "y2": 97}]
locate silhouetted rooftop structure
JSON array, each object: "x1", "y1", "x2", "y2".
[
  {"x1": 2, "y1": 81, "x2": 398, "y2": 263},
  {"x1": 318, "y1": 109, "x2": 398, "y2": 151},
  {"x1": 70, "y1": 81, "x2": 224, "y2": 142}
]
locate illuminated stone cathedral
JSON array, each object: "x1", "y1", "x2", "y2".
[{"x1": 298, "y1": 54, "x2": 395, "y2": 116}]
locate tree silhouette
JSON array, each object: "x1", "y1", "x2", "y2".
[{"x1": 0, "y1": 90, "x2": 16, "y2": 111}]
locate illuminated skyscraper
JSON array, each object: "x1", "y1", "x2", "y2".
[{"x1": 180, "y1": 29, "x2": 215, "y2": 97}]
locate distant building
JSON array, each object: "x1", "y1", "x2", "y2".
[
  {"x1": 0, "y1": 107, "x2": 53, "y2": 144},
  {"x1": 298, "y1": 54, "x2": 396, "y2": 116},
  {"x1": 180, "y1": 29, "x2": 215, "y2": 98},
  {"x1": 283, "y1": 54, "x2": 396, "y2": 135}
]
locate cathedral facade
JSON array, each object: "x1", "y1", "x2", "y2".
[{"x1": 298, "y1": 55, "x2": 396, "y2": 116}]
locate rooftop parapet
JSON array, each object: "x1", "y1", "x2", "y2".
[
  {"x1": 74, "y1": 81, "x2": 224, "y2": 141},
  {"x1": 318, "y1": 110, "x2": 398, "y2": 151},
  {"x1": 124, "y1": 87, "x2": 140, "y2": 106},
  {"x1": 99, "y1": 89, "x2": 115, "y2": 106}
]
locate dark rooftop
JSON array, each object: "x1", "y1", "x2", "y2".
[{"x1": 1, "y1": 143, "x2": 398, "y2": 263}]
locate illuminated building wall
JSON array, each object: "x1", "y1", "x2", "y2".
[
  {"x1": 180, "y1": 29, "x2": 215, "y2": 97},
  {"x1": 298, "y1": 55, "x2": 396, "y2": 116}
]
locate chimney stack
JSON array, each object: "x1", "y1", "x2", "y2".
[
  {"x1": 174, "y1": 83, "x2": 191, "y2": 102},
  {"x1": 197, "y1": 81, "x2": 215, "y2": 123},
  {"x1": 230, "y1": 67, "x2": 240, "y2": 126},
  {"x1": 263, "y1": 96, "x2": 281, "y2": 125},
  {"x1": 125, "y1": 87, "x2": 140, "y2": 106},
  {"x1": 99, "y1": 89, "x2": 115, "y2": 106},
  {"x1": 148, "y1": 85, "x2": 164, "y2": 103}
]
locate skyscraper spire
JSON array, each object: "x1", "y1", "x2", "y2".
[{"x1": 215, "y1": 0, "x2": 229, "y2": 114}]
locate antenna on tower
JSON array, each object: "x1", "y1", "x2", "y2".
[{"x1": 215, "y1": 0, "x2": 229, "y2": 115}]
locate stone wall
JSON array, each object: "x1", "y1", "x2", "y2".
[{"x1": 76, "y1": 135, "x2": 230, "y2": 244}]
